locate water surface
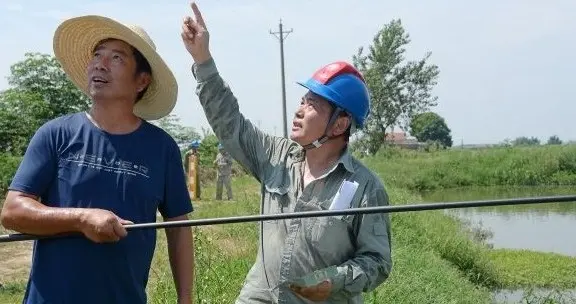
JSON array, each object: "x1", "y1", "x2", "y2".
[{"x1": 421, "y1": 186, "x2": 576, "y2": 256}]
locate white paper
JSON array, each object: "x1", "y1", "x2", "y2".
[{"x1": 329, "y1": 180, "x2": 359, "y2": 210}]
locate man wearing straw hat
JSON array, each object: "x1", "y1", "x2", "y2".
[
  {"x1": 182, "y1": 3, "x2": 392, "y2": 304},
  {"x1": 0, "y1": 15, "x2": 194, "y2": 304}
]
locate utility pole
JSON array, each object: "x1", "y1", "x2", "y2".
[{"x1": 270, "y1": 19, "x2": 292, "y2": 138}]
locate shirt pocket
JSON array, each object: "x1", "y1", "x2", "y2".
[
  {"x1": 309, "y1": 213, "x2": 354, "y2": 263},
  {"x1": 264, "y1": 183, "x2": 290, "y2": 212},
  {"x1": 262, "y1": 179, "x2": 291, "y2": 232}
]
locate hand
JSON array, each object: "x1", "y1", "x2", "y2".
[
  {"x1": 79, "y1": 209, "x2": 134, "y2": 243},
  {"x1": 290, "y1": 280, "x2": 332, "y2": 302},
  {"x1": 181, "y1": 2, "x2": 212, "y2": 64}
]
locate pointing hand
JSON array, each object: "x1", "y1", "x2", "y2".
[{"x1": 181, "y1": 2, "x2": 212, "y2": 64}]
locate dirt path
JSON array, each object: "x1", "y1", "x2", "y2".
[{"x1": 0, "y1": 227, "x2": 32, "y2": 284}]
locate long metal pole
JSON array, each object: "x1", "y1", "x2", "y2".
[
  {"x1": 1, "y1": 194, "x2": 575, "y2": 243},
  {"x1": 270, "y1": 19, "x2": 293, "y2": 138}
]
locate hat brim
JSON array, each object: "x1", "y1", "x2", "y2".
[
  {"x1": 296, "y1": 79, "x2": 343, "y2": 109},
  {"x1": 297, "y1": 79, "x2": 362, "y2": 130},
  {"x1": 52, "y1": 15, "x2": 178, "y2": 121}
]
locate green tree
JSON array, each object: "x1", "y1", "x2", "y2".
[
  {"x1": 352, "y1": 19, "x2": 440, "y2": 155},
  {"x1": 198, "y1": 132, "x2": 219, "y2": 168},
  {"x1": 7, "y1": 52, "x2": 90, "y2": 118},
  {"x1": 512, "y1": 136, "x2": 540, "y2": 146},
  {"x1": 152, "y1": 114, "x2": 201, "y2": 146},
  {"x1": 409, "y1": 112, "x2": 453, "y2": 148},
  {"x1": 0, "y1": 53, "x2": 89, "y2": 155},
  {"x1": 547, "y1": 135, "x2": 562, "y2": 145},
  {"x1": 0, "y1": 90, "x2": 51, "y2": 154}
]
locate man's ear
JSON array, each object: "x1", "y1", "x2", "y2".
[
  {"x1": 331, "y1": 116, "x2": 351, "y2": 137},
  {"x1": 136, "y1": 72, "x2": 152, "y2": 93}
]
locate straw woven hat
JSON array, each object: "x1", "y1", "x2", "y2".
[{"x1": 53, "y1": 15, "x2": 177, "y2": 121}]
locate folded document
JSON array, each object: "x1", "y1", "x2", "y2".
[{"x1": 329, "y1": 180, "x2": 359, "y2": 210}]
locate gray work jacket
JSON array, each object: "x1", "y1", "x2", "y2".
[{"x1": 193, "y1": 58, "x2": 392, "y2": 304}]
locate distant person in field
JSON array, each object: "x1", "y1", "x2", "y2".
[
  {"x1": 213, "y1": 143, "x2": 233, "y2": 200},
  {"x1": 0, "y1": 15, "x2": 194, "y2": 304},
  {"x1": 181, "y1": 3, "x2": 392, "y2": 303}
]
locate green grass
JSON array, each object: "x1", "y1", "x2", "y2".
[
  {"x1": 365, "y1": 244, "x2": 491, "y2": 304},
  {"x1": 362, "y1": 145, "x2": 576, "y2": 191},
  {"x1": 147, "y1": 177, "x2": 261, "y2": 304},
  {"x1": 490, "y1": 249, "x2": 576, "y2": 289},
  {"x1": 0, "y1": 282, "x2": 26, "y2": 304}
]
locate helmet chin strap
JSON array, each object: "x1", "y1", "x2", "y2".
[{"x1": 302, "y1": 108, "x2": 344, "y2": 150}]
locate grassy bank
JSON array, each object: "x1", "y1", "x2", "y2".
[
  {"x1": 362, "y1": 145, "x2": 576, "y2": 191},
  {"x1": 489, "y1": 250, "x2": 576, "y2": 289}
]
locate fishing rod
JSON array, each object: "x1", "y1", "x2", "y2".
[{"x1": 1, "y1": 194, "x2": 575, "y2": 243}]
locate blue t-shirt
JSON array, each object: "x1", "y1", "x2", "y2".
[{"x1": 8, "y1": 112, "x2": 193, "y2": 304}]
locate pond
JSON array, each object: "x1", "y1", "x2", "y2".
[
  {"x1": 420, "y1": 185, "x2": 576, "y2": 303},
  {"x1": 421, "y1": 185, "x2": 576, "y2": 256}
]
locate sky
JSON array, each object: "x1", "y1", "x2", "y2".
[{"x1": 1, "y1": 0, "x2": 575, "y2": 145}]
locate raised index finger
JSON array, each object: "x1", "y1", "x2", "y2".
[{"x1": 191, "y1": 2, "x2": 207, "y2": 30}]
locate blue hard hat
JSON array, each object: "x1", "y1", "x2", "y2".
[
  {"x1": 297, "y1": 61, "x2": 370, "y2": 129},
  {"x1": 189, "y1": 140, "x2": 200, "y2": 149}
]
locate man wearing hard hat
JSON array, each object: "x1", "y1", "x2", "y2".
[{"x1": 181, "y1": 3, "x2": 392, "y2": 304}]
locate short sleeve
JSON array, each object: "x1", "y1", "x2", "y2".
[
  {"x1": 158, "y1": 138, "x2": 194, "y2": 219},
  {"x1": 9, "y1": 122, "x2": 57, "y2": 198}
]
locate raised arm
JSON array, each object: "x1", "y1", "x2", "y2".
[
  {"x1": 181, "y1": 3, "x2": 291, "y2": 182},
  {"x1": 193, "y1": 59, "x2": 291, "y2": 181}
]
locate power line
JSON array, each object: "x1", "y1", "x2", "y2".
[
  {"x1": 270, "y1": 19, "x2": 293, "y2": 138},
  {"x1": 1, "y1": 194, "x2": 575, "y2": 243}
]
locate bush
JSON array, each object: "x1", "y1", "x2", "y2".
[{"x1": 0, "y1": 153, "x2": 21, "y2": 199}]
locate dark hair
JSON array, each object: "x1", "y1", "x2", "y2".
[{"x1": 131, "y1": 47, "x2": 151, "y2": 103}]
